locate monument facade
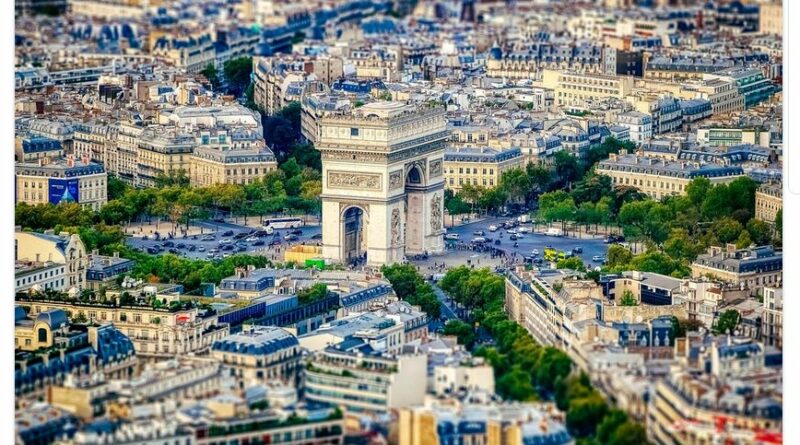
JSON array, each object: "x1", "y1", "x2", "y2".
[{"x1": 318, "y1": 102, "x2": 448, "y2": 265}]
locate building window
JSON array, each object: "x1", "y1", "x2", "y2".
[{"x1": 350, "y1": 128, "x2": 359, "y2": 136}]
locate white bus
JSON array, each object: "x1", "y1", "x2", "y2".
[{"x1": 262, "y1": 217, "x2": 304, "y2": 231}]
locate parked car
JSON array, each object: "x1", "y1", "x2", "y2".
[{"x1": 311, "y1": 233, "x2": 322, "y2": 240}]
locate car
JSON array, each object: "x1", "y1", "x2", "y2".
[
  {"x1": 207, "y1": 252, "x2": 215, "y2": 258},
  {"x1": 510, "y1": 234, "x2": 518, "y2": 240},
  {"x1": 605, "y1": 234, "x2": 625, "y2": 244},
  {"x1": 269, "y1": 239, "x2": 282, "y2": 246},
  {"x1": 146, "y1": 247, "x2": 160, "y2": 254},
  {"x1": 532, "y1": 249, "x2": 539, "y2": 255},
  {"x1": 209, "y1": 248, "x2": 219, "y2": 253},
  {"x1": 168, "y1": 248, "x2": 179, "y2": 254},
  {"x1": 284, "y1": 234, "x2": 299, "y2": 241},
  {"x1": 253, "y1": 230, "x2": 269, "y2": 237},
  {"x1": 234, "y1": 232, "x2": 249, "y2": 240},
  {"x1": 592, "y1": 255, "x2": 606, "y2": 262},
  {"x1": 201, "y1": 235, "x2": 215, "y2": 241},
  {"x1": 223, "y1": 252, "x2": 232, "y2": 258},
  {"x1": 187, "y1": 245, "x2": 196, "y2": 252},
  {"x1": 162, "y1": 241, "x2": 174, "y2": 247},
  {"x1": 573, "y1": 247, "x2": 583, "y2": 254},
  {"x1": 444, "y1": 233, "x2": 459, "y2": 240},
  {"x1": 245, "y1": 236, "x2": 259, "y2": 242},
  {"x1": 221, "y1": 245, "x2": 234, "y2": 251},
  {"x1": 471, "y1": 237, "x2": 487, "y2": 244},
  {"x1": 220, "y1": 238, "x2": 232, "y2": 244},
  {"x1": 176, "y1": 243, "x2": 186, "y2": 249},
  {"x1": 507, "y1": 228, "x2": 517, "y2": 234},
  {"x1": 198, "y1": 246, "x2": 206, "y2": 252},
  {"x1": 515, "y1": 233, "x2": 525, "y2": 239},
  {"x1": 252, "y1": 240, "x2": 265, "y2": 246},
  {"x1": 473, "y1": 230, "x2": 485, "y2": 236},
  {"x1": 288, "y1": 229, "x2": 303, "y2": 235},
  {"x1": 311, "y1": 233, "x2": 322, "y2": 240},
  {"x1": 236, "y1": 245, "x2": 247, "y2": 252},
  {"x1": 221, "y1": 230, "x2": 234, "y2": 237},
  {"x1": 488, "y1": 225, "x2": 498, "y2": 232},
  {"x1": 142, "y1": 235, "x2": 149, "y2": 241},
  {"x1": 517, "y1": 226, "x2": 530, "y2": 234}
]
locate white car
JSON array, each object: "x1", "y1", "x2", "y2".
[
  {"x1": 507, "y1": 228, "x2": 517, "y2": 234},
  {"x1": 532, "y1": 249, "x2": 539, "y2": 255},
  {"x1": 220, "y1": 238, "x2": 232, "y2": 244},
  {"x1": 488, "y1": 225, "x2": 498, "y2": 232},
  {"x1": 444, "y1": 233, "x2": 460, "y2": 240},
  {"x1": 245, "y1": 236, "x2": 259, "y2": 242},
  {"x1": 517, "y1": 226, "x2": 530, "y2": 234}
]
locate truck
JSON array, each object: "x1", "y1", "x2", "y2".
[
  {"x1": 517, "y1": 214, "x2": 530, "y2": 224},
  {"x1": 545, "y1": 228, "x2": 564, "y2": 237}
]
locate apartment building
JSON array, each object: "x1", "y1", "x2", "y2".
[
  {"x1": 15, "y1": 307, "x2": 137, "y2": 396},
  {"x1": 398, "y1": 396, "x2": 573, "y2": 445},
  {"x1": 616, "y1": 111, "x2": 652, "y2": 144},
  {"x1": 211, "y1": 326, "x2": 302, "y2": 387},
  {"x1": 443, "y1": 146, "x2": 523, "y2": 192},
  {"x1": 596, "y1": 152, "x2": 744, "y2": 200},
  {"x1": 16, "y1": 230, "x2": 87, "y2": 291},
  {"x1": 754, "y1": 181, "x2": 782, "y2": 224},
  {"x1": 696, "y1": 127, "x2": 772, "y2": 148},
  {"x1": 15, "y1": 156, "x2": 107, "y2": 211},
  {"x1": 349, "y1": 46, "x2": 403, "y2": 82},
  {"x1": 691, "y1": 245, "x2": 783, "y2": 296},
  {"x1": 648, "y1": 336, "x2": 782, "y2": 445},
  {"x1": 542, "y1": 70, "x2": 633, "y2": 108},
  {"x1": 18, "y1": 292, "x2": 230, "y2": 357},
  {"x1": 759, "y1": 1, "x2": 783, "y2": 36},
  {"x1": 761, "y1": 287, "x2": 782, "y2": 349},
  {"x1": 135, "y1": 127, "x2": 194, "y2": 188},
  {"x1": 685, "y1": 78, "x2": 745, "y2": 115},
  {"x1": 15, "y1": 261, "x2": 66, "y2": 294},
  {"x1": 15, "y1": 136, "x2": 64, "y2": 162},
  {"x1": 304, "y1": 346, "x2": 427, "y2": 415},
  {"x1": 486, "y1": 42, "x2": 605, "y2": 80}
]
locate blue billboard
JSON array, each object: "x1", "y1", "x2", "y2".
[{"x1": 49, "y1": 178, "x2": 79, "y2": 204}]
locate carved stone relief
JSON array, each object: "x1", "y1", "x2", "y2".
[
  {"x1": 328, "y1": 171, "x2": 382, "y2": 190},
  {"x1": 389, "y1": 171, "x2": 403, "y2": 190},
  {"x1": 430, "y1": 193, "x2": 442, "y2": 231},
  {"x1": 391, "y1": 208, "x2": 402, "y2": 246},
  {"x1": 429, "y1": 159, "x2": 443, "y2": 178}
]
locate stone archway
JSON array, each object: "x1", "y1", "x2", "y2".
[
  {"x1": 340, "y1": 204, "x2": 369, "y2": 264},
  {"x1": 404, "y1": 164, "x2": 426, "y2": 254}
]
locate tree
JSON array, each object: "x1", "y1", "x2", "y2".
[
  {"x1": 200, "y1": 63, "x2": 220, "y2": 88},
  {"x1": 553, "y1": 151, "x2": 581, "y2": 186},
  {"x1": 686, "y1": 177, "x2": 712, "y2": 207},
  {"x1": 223, "y1": 57, "x2": 253, "y2": 95},
  {"x1": 443, "y1": 320, "x2": 475, "y2": 348},
  {"x1": 619, "y1": 290, "x2": 638, "y2": 306},
  {"x1": 595, "y1": 409, "x2": 628, "y2": 444},
  {"x1": 607, "y1": 421, "x2": 649, "y2": 445},
  {"x1": 566, "y1": 392, "x2": 608, "y2": 437},
  {"x1": 775, "y1": 209, "x2": 783, "y2": 238},
  {"x1": 297, "y1": 283, "x2": 328, "y2": 305},
  {"x1": 499, "y1": 168, "x2": 532, "y2": 204},
  {"x1": 496, "y1": 365, "x2": 536, "y2": 401},
  {"x1": 713, "y1": 310, "x2": 741, "y2": 335},
  {"x1": 746, "y1": 219, "x2": 772, "y2": 246},
  {"x1": 556, "y1": 257, "x2": 585, "y2": 271}
]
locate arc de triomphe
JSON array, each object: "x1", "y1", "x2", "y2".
[{"x1": 318, "y1": 102, "x2": 447, "y2": 265}]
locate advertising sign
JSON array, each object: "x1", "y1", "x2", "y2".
[{"x1": 48, "y1": 178, "x2": 79, "y2": 204}]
